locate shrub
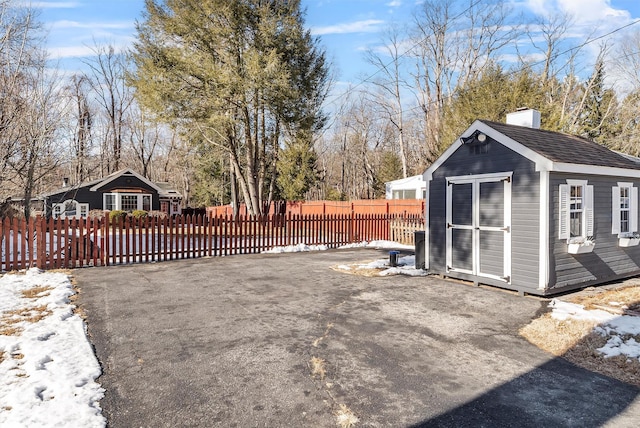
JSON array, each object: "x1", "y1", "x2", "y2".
[
  {"x1": 88, "y1": 209, "x2": 107, "y2": 220},
  {"x1": 147, "y1": 210, "x2": 168, "y2": 219},
  {"x1": 131, "y1": 210, "x2": 148, "y2": 219},
  {"x1": 109, "y1": 210, "x2": 127, "y2": 224}
]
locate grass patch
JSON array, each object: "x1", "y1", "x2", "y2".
[
  {"x1": 0, "y1": 305, "x2": 52, "y2": 336},
  {"x1": 521, "y1": 284, "x2": 640, "y2": 386},
  {"x1": 21, "y1": 285, "x2": 53, "y2": 299},
  {"x1": 335, "y1": 404, "x2": 359, "y2": 428},
  {"x1": 569, "y1": 285, "x2": 640, "y2": 313},
  {"x1": 520, "y1": 314, "x2": 598, "y2": 356},
  {"x1": 309, "y1": 356, "x2": 326, "y2": 380},
  {"x1": 0, "y1": 351, "x2": 4, "y2": 364},
  {"x1": 0, "y1": 325, "x2": 22, "y2": 336}
]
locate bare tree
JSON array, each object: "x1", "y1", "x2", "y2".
[
  {"x1": 126, "y1": 105, "x2": 161, "y2": 179},
  {"x1": 84, "y1": 43, "x2": 133, "y2": 174},
  {"x1": 366, "y1": 25, "x2": 410, "y2": 178},
  {"x1": 66, "y1": 74, "x2": 93, "y2": 183},
  {"x1": 7, "y1": 56, "x2": 66, "y2": 218},
  {"x1": 410, "y1": 0, "x2": 519, "y2": 155},
  {"x1": 0, "y1": 0, "x2": 42, "y2": 199}
]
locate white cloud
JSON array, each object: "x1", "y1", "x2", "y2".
[
  {"x1": 47, "y1": 39, "x2": 132, "y2": 59},
  {"x1": 524, "y1": 0, "x2": 630, "y2": 23},
  {"x1": 28, "y1": 1, "x2": 79, "y2": 8},
  {"x1": 51, "y1": 20, "x2": 133, "y2": 30},
  {"x1": 386, "y1": 1, "x2": 402, "y2": 7},
  {"x1": 311, "y1": 19, "x2": 385, "y2": 36}
]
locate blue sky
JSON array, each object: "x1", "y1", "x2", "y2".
[{"x1": 36, "y1": 0, "x2": 640, "y2": 86}]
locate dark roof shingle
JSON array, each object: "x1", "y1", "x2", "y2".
[{"x1": 480, "y1": 120, "x2": 640, "y2": 170}]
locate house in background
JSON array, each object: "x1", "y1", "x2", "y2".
[
  {"x1": 39, "y1": 168, "x2": 182, "y2": 219},
  {"x1": 423, "y1": 108, "x2": 640, "y2": 296},
  {"x1": 385, "y1": 175, "x2": 427, "y2": 199}
]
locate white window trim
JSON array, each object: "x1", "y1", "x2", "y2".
[
  {"x1": 612, "y1": 182, "x2": 638, "y2": 238},
  {"x1": 103, "y1": 193, "x2": 153, "y2": 212},
  {"x1": 52, "y1": 199, "x2": 89, "y2": 219},
  {"x1": 559, "y1": 179, "x2": 594, "y2": 244}
]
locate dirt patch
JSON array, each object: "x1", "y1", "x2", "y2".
[
  {"x1": 331, "y1": 262, "x2": 385, "y2": 277},
  {"x1": 521, "y1": 285, "x2": 640, "y2": 386}
]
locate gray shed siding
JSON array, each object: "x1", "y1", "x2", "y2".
[
  {"x1": 549, "y1": 173, "x2": 640, "y2": 291},
  {"x1": 428, "y1": 140, "x2": 541, "y2": 292}
]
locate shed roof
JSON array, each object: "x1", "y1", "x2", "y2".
[{"x1": 479, "y1": 120, "x2": 640, "y2": 171}]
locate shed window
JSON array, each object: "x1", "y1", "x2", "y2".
[
  {"x1": 559, "y1": 180, "x2": 593, "y2": 242},
  {"x1": 612, "y1": 183, "x2": 638, "y2": 237},
  {"x1": 569, "y1": 185, "x2": 583, "y2": 237}
]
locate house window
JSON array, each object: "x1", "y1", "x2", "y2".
[
  {"x1": 392, "y1": 189, "x2": 417, "y2": 199},
  {"x1": 51, "y1": 200, "x2": 89, "y2": 219},
  {"x1": 143, "y1": 195, "x2": 151, "y2": 211},
  {"x1": 103, "y1": 193, "x2": 153, "y2": 212},
  {"x1": 559, "y1": 180, "x2": 593, "y2": 242},
  {"x1": 105, "y1": 194, "x2": 116, "y2": 211},
  {"x1": 612, "y1": 183, "x2": 638, "y2": 237},
  {"x1": 121, "y1": 195, "x2": 138, "y2": 211}
]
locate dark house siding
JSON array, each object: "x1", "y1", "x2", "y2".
[
  {"x1": 549, "y1": 173, "x2": 640, "y2": 291},
  {"x1": 428, "y1": 139, "x2": 540, "y2": 292},
  {"x1": 46, "y1": 175, "x2": 161, "y2": 212}
]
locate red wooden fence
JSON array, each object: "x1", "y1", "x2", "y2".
[
  {"x1": 1, "y1": 213, "x2": 424, "y2": 272},
  {"x1": 206, "y1": 199, "x2": 425, "y2": 217}
]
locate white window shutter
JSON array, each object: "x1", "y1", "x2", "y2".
[
  {"x1": 632, "y1": 187, "x2": 639, "y2": 233},
  {"x1": 585, "y1": 185, "x2": 594, "y2": 236},
  {"x1": 559, "y1": 184, "x2": 570, "y2": 240},
  {"x1": 612, "y1": 186, "x2": 620, "y2": 235}
]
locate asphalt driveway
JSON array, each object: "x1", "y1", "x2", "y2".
[{"x1": 76, "y1": 248, "x2": 640, "y2": 427}]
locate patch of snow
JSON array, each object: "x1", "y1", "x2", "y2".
[
  {"x1": 597, "y1": 336, "x2": 640, "y2": 359},
  {"x1": 339, "y1": 240, "x2": 415, "y2": 250},
  {"x1": 0, "y1": 269, "x2": 105, "y2": 427},
  {"x1": 262, "y1": 243, "x2": 328, "y2": 253},
  {"x1": 550, "y1": 298, "x2": 640, "y2": 362},
  {"x1": 549, "y1": 300, "x2": 616, "y2": 323}
]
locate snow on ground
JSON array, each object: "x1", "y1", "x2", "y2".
[
  {"x1": 264, "y1": 240, "x2": 425, "y2": 276},
  {"x1": 261, "y1": 243, "x2": 329, "y2": 253},
  {"x1": 0, "y1": 269, "x2": 105, "y2": 428},
  {"x1": 549, "y1": 299, "x2": 640, "y2": 361}
]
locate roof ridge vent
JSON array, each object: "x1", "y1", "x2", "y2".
[{"x1": 506, "y1": 108, "x2": 541, "y2": 129}]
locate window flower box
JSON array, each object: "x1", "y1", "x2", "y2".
[
  {"x1": 567, "y1": 241, "x2": 595, "y2": 254},
  {"x1": 619, "y1": 237, "x2": 640, "y2": 247}
]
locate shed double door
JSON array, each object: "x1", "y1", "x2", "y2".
[{"x1": 446, "y1": 173, "x2": 512, "y2": 283}]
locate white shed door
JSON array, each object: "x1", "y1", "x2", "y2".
[{"x1": 446, "y1": 173, "x2": 512, "y2": 283}]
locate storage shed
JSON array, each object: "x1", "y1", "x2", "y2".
[
  {"x1": 423, "y1": 109, "x2": 640, "y2": 296},
  {"x1": 385, "y1": 175, "x2": 427, "y2": 199}
]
